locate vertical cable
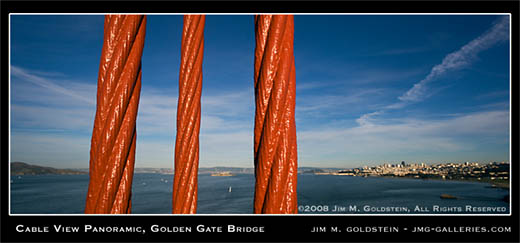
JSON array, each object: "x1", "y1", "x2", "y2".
[
  {"x1": 85, "y1": 15, "x2": 146, "y2": 214},
  {"x1": 172, "y1": 15, "x2": 205, "y2": 214},
  {"x1": 253, "y1": 15, "x2": 298, "y2": 214}
]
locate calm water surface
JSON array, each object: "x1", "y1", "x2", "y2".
[{"x1": 10, "y1": 174, "x2": 509, "y2": 214}]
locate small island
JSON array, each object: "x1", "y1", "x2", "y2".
[
  {"x1": 10, "y1": 162, "x2": 87, "y2": 175},
  {"x1": 211, "y1": 171, "x2": 234, "y2": 176}
]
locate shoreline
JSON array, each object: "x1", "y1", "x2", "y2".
[
  {"x1": 309, "y1": 172, "x2": 510, "y2": 190},
  {"x1": 11, "y1": 172, "x2": 511, "y2": 190},
  {"x1": 373, "y1": 175, "x2": 510, "y2": 189}
]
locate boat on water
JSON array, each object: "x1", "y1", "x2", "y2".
[
  {"x1": 228, "y1": 186, "x2": 232, "y2": 193},
  {"x1": 211, "y1": 172, "x2": 234, "y2": 177},
  {"x1": 440, "y1": 194, "x2": 457, "y2": 199}
]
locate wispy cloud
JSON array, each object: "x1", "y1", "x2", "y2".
[
  {"x1": 295, "y1": 67, "x2": 426, "y2": 123},
  {"x1": 300, "y1": 109, "x2": 509, "y2": 167},
  {"x1": 137, "y1": 87, "x2": 254, "y2": 136},
  {"x1": 357, "y1": 16, "x2": 509, "y2": 125},
  {"x1": 136, "y1": 88, "x2": 177, "y2": 136},
  {"x1": 11, "y1": 66, "x2": 255, "y2": 168},
  {"x1": 399, "y1": 16, "x2": 509, "y2": 102},
  {"x1": 11, "y1": 66, "x2": 97, "y2": 133},
  {"x1": 136, "y1": 87, "x2": 254, "y2": 167},
  {"x1": 355, "y1": 111, "x2": 383, "y2": 126},
  {"x1": 202, "y1": 89, "x2": 254, "y2": 118},
  {"x1": 297, "y1": 88, "x2": 385, "y2": 113},
  {"x1": 11, "y1": 104, "x2": 94, "y2": 132},
  {"x1": 11, "y1": 66, "x2": 95, "y2": 105},
  {"x1": 14, "y1": 109, "x2": 507, "y2": 168}
]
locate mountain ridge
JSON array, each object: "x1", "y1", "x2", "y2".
[
  {"x1": 10, "y1": 162, "x2": 348, "y2": 175},
  {"x1": 10, "y1": 162, "x2": 87, "y2": 175}
]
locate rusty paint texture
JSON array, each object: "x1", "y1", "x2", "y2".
[
  {"x1": 172, "y1": 15, "x2": 205, "y2": 214},
  {"x1": 85, "y1": 15, "x2": 146, "y2": 214},
  {"x1": 253, "y1": 15, "x2": 298, "y2": 214}
]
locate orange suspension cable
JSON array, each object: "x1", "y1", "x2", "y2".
[
  {"x1": 253, "y1": 15, "x2": 298, "y2": 214},
  {"x1": 85, "y1": 15, "x2": 146, "y2": 214},
  {"x1": 172, "y1": 15, "x2": 205, "y2": 214}
]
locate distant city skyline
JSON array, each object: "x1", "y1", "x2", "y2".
[{"x1": 10, "y1": 15, "x2": 510, "y2": 169}]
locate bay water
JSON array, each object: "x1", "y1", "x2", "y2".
[{"x1": 10, "y1": 173, "x2": 509, "y2": 214}]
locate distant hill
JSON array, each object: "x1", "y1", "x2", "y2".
[
  {"x1": 130, "y1": 167, "x2": 346, "y2": 174},
  {"x1": 9, "y1": 162, "x2": 347, "y2": 176},
  {"x1": 11, "y1": 162, "x2": 87, "y2": 175}
]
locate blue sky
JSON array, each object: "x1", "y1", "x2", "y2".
[{"x1": 10, "y1": 15, "x2": 510, "y2": 169}]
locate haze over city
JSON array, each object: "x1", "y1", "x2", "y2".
[{"x1": 10, "y1": 15, "x2": 510, "y2": 169}]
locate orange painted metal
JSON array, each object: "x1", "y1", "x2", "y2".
[
  {"x1": 85, "y1": 15, "x2": 146, "y2": 214},
  {"x1": 253, "y1": 15, "x2": 298, "y2": 214},
  {"x1": 172, "y1": 15, "x2": 205, "y2": 214}
]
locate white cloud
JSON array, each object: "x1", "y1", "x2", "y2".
[
  {"x1": 355, "y1": 111, "x2": 383, "y2": 127},
  {"x1": 356, "y1": 16, "x2": 509, "y2": 126},
  {"x1": 11, "y1": 66, "x2": 97, "y2": 133},
  {"x1": 136, "y1": 88, "x2": 177, "y2": 136},
  {"x1": 399, "y1": 16, "x2": 509, "y2": 102},
  {"x1": 11, "y1": 66, "x2": 96, "y2": 105},
  {"x1": 299, "y1": 109, "x2": 509, "y2": 167},
  {"x1": 121, "y1": 86, "x2": 254, "y2": 168},
  {"x1": 11, "y1": 66, "x2": 255, "y2": 168},
  {"x1": 136, "y1": 87, "x2": 254, "y2": 136},
  {"x1": 11, "y1": 104, "x2": 95, "y2": 132},
  {"x1": 11, "y1": 80, "x2": 96, "y2": 109},
  {"x1": 296, "y1": 88, "x2": 386, "y2": 120},
  {"x1": 202, "y1": 89, "x2": 254, "y2": 118}
]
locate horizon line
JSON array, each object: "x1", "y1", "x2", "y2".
[{"x1": 9, "y1": 160, "x2": 511, "y2": 170}]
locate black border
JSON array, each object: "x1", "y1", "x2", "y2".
[{"x1": 2, "y1": 1, "x2": 519, "y2": 242}]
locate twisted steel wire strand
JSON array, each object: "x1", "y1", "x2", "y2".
[
  {"x1": 253, "y1": 15, "x2": 298, "y2": 214},
  {"x1": 85, "y1": 15, "x2": 146, "y2": 214},
  {"x1": 172, "y1": 15, "x2": 205, "y2": 214}
]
